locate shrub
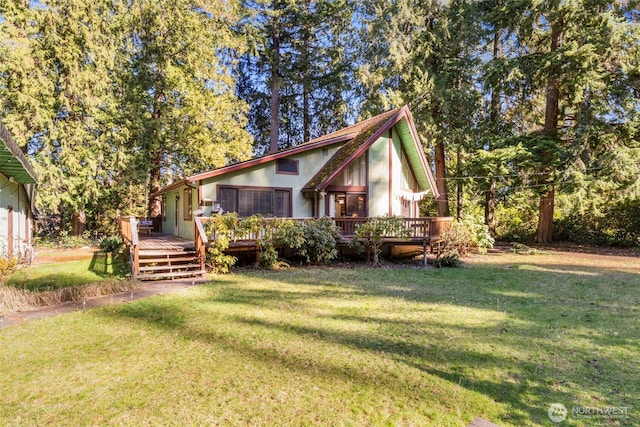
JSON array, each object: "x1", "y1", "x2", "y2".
[
  {"x1": 300, "y1": 218, "x2": 342, "y2": 265},
  {"x1": 204, "y1": 213, "x2": 238, "y2": 274},
  {"x1": 440, "y1": 216, "x2": 494, "y2": 256},
  {"x1": 98, "y1": 235, "x2": 123, "y2": 253},
  {"x1": 433, "y1": 249, "x2": 461, "y2": 268},
  {"x1": 555, "y1": 198, "x2": 640, "y2": 247},
  {"x1": 0, "y1": 257, "x2": 18, "y2": 282},
  {"x1": 351, "y1": 216, "x2": 411, "y2": 267}
]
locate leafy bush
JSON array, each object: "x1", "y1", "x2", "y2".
[
  {"x1": 510, "y1": 242, "x2": 543, "y2": 255},
  {"x1": 351, "y1": 216, "x2": 411, "y2": 266},
  {"x1": 0, "y1": 257, "x2": 18, "y2": 281},
  {"x1": 555, "y1": 198, "x2": 640, "y2": 247},
  {"x1": 300, "y1": 218, "x2": 342, "y2": 264},
  {"x1": 433, "y1": 249, "x2": 460, "y2": 268},
  {"x1": 494, "y1": 192, "x2": 538, "y2": 242},
  {"x1": 440, "y1": 216, "x2": 494, "y2": 256},
  {"x1": 204, "y1": 213, "x2": 238, "y2": 274},
  {"x1": 98, "y1": 235, "x2": 123, "y2": 253},
  {"x1": 258, "y1": 218, "x2": 304, "y2": 269}
]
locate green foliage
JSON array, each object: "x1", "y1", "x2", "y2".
[
  {"x1": 433, "y1": 249, "x2": 461, "y2": 268},
  {"x1": 352, "y1": 216, "x2": 411, "y2": 266},
  {"x1": 494, "y1": 193, "x2": 539, "y2": 243},
  {"x1": 438, "y1": 216, "x2": 494, "y2": 258},
  {"x1": 35, "y1": 234, "x2": 92, "y2": 249},
  {"x1": 98, "y1": 235, "x2": 123, "y2": 253},
  {"x1": 237, "y1": 0, "x2": 356, "y2": 153},
  {"x1": 0, "y1": 257, "x2": 18, "y2": 281},
  {"x1": 0, "y1": 0, "x2": 252, "y2": 233},
  {"x1": 204, "y1": 213, "x2": 239, "y2": 274},
  {"x1": 299, "y1": 218, "x2": 341, "y2": 265},
  {"x1": 510, "y1": 243, "x2": 544, "y2": 255},
  {"x1": 555, "y1": 198, "x2": 640, "y2": 247},
  {"x1": 258, "y1": 218, "x2": 304, "y2": 270},
  {"x1": 462, "y1": 216, "x2": 495, "y2": 255}
]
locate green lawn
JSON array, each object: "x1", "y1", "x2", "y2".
[
  {"x1": 0, "y1": 250, "x2": 638, "y2": 426},
  {"x1": 5, "y1": 250, "x2": 127, "y2": 292}
]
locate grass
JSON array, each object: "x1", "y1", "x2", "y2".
[
  {"x1": 0, "y1": 249, "x2": 638, "y2": 426},
  {"x1": 5, "y1": 249, "x2": 127, "y2": 292},
  {"x1": 1, "y1": 248, "x2": 132, "y2": 312}
]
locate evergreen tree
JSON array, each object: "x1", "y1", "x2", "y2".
[{"x1": 238, "y1": 0, "x2": 356, "y2": 154}]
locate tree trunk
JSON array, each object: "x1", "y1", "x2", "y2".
[
  {"x1": 301, "y1": 8, "x2": 311, "y2": 144},
  {"x1": 148, "y1": 164, "x2": 162, "y2": 218},
  {"x1": 72, "y1": 210, "x2": 86, "y2": 236},
  {"x1": 485, "y1": 29, "x2": 500, "y2": 233},
  {"x1": 456, "y1": 144, "x2": 463, "y2": 220},
  {"x1": 485, "y1": 179, "x2": 496, "y2": 234},
  {"x1": 537, "y1": 188, "x2": 555, "y2": 243},
  {"x1": 269, "y1": 13, "x2": 281, "y2": 154},
  {"x1": 435, "y1": 139, "x2": 449, "y2": 217},
  {"x1": 536, "y1": 22, "x2": 563, "y2": 244}
]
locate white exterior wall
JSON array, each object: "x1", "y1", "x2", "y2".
[{"x1": 0, "y1": 174, "x2": 33, "y2": 260}]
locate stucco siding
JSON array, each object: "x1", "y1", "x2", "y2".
[
  {"x1": 199, "y1": 145, "x2": 339, "y2": 218},
  {"x1": 368, "y1": 134, "x2": 391, "y2": 216}
]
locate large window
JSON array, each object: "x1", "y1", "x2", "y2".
[{"x1": 219, "y1": 186, "x2": 291, "y2": 217}]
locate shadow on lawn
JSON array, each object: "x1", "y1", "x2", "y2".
[
  {"x1": 98, "y1": 264, "x2": 639, "y2": 426},
  {"x1": 88, "y1": 251, "x2": 128, "y2": 278}
]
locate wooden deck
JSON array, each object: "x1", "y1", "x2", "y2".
[{"x1": 138, "y1": 233, "x2": 195, "y2": 251}]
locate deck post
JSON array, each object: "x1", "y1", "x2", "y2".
[{"x1": 423, "y1": 244, "x2": 428, "y2": 268}]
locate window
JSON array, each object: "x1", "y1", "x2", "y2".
[
  {"x1": 276, "y1": 158, "x2": 299, "y2": 175},
  {"x1": 161, "y1": 198, "x2": 167, "y2": 221},
  {"x1": 219, "y1": 186, "x2": 291, "y2": 217},
  {"x1": 333, "y1": 155, "x2": 366, "y2": 186},
  {"x1": 183, "y1": 189, "x2": 193, "y2": 221},
  {"x1": 331, "y1": 193, "x2": 366, "y2": 217}
]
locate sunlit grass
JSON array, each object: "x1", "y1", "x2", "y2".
[
  {"x1": 5, "y1": 252, "x2": 127, "y2": 292},
  {"x1": 1, "y1": 250, "x2": 638, "y2": 426}
]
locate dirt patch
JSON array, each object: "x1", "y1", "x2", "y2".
[{"x1": 32, "y1": 247, "x2": 100, "y2": 265}]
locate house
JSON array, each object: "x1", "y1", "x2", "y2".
[
  {"x1": 155, "y1": 106, "x2": 440, "y2": 240},
  {"x1": 0, "y1": 120, "x2": 37, "y2": 261}
]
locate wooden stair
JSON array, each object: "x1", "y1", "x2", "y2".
[{"x1": 135, "y1": 249, "x2": 206, "y2": 281}]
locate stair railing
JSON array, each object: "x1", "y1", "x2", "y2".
[
  {"x1": 119, "y1": 215, "x2": 140, "y2": 277},
  {"x1": 194, "y1": 217, "x2": 208, "y2": 272}
]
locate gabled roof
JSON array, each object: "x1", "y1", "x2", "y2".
[
  {"x1": 0, "y1": 120, "x2": 38, "y2": 184},
  {"x1": 301, "y1": 108, "x2": 400, "y2": 191},
  {"x1": 154, "y1": 106, "x2": 438, "y2": 198},
  {"x1": 302, "y1": 106, "x2": 438, "y2": 195}
]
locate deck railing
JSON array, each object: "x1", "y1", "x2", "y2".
[
  {"x1": 196, "y1": 216, "x2": 453, "y2": 244},
  {"x1": 119, "y1": 216, "x2": 140, "y2": 276}
]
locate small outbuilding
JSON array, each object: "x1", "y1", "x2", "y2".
[{"x1": 0, "y1": 120, "x2": 37, "y2": 262}]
